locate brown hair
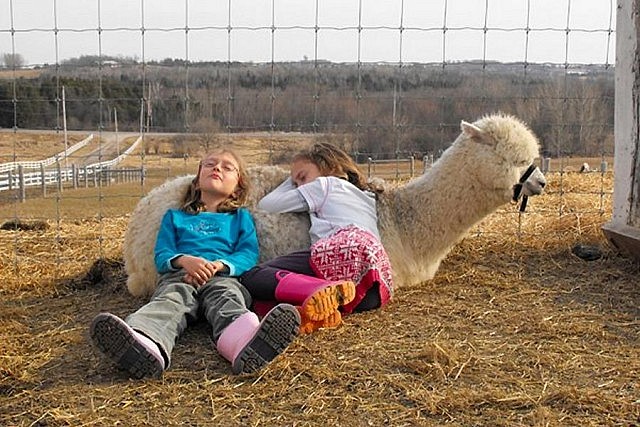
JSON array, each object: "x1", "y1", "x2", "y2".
[
  {"x1": 181, "y1": 147, "x2": 251, "y2": 214},
  {"x1": 292, "y1": 141, "x2": 370, "y2": 191}
]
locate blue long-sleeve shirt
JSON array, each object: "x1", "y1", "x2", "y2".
[{"x1": 154, "y1": 208, "x2": 259, "y2": 276}]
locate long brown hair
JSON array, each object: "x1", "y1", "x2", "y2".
[
  {"x1": 292, "y1": 141, "x2": 370, "y2": 191},
  {"x1": 181, "y1": 147, "x2": 251, "y2": 214}
]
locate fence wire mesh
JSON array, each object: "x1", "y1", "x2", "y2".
[{"x1": 0, "y1": 0, "x2": 617, "y2": 283}]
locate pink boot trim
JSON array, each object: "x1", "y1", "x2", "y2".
[
  {"x1": 216, "y1": 305, "x2": 301, "y2": 374},
  {"x1": 90, "y1": 312, "x2": 165, "y2": 379},
  {"x1": 216, "y1": 312, "x2": 260, "y2": 363},
  {"x1": 275, "y1": 271, "x2": 355, "y2": 321}
]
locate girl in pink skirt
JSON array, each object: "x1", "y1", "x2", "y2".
[{"x1": 240, "y1": 142, "x2": 393, "y2": 334}]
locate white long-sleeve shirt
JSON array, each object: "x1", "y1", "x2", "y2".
[{"x1": 258, "y1": 176, "x2": 380, "y2": 244}]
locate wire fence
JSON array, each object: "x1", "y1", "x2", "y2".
[{"x1": 0, "y1": 0, "x2": 618, "y2": 281}]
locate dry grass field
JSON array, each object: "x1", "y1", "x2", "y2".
[
  {"x1": 0, "y1": 132, "x2": 87, "y2": 162},
  {"x1": 0, "y1": 134, "x2": 638, "y2": 426},
  {"x1": 0, "y1": 69, "x2": 42, "y2": 80}
]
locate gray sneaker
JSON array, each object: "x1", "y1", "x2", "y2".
[{"x1": 90, "y1": 313, "x2": 165, "y2": 379}]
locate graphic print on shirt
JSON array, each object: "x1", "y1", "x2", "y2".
[{"x1": 190, "y1": 218, "x2": 222, "y2": 235}]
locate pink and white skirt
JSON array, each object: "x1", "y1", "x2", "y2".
[{"x1": 309, "y1": 225, "x2": 393, "y2": 314}]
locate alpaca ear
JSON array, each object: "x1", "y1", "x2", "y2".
[
  {"x1": 461, "y1": 121, "x2": 483, "y2": 138},
  {"x1": 461, "y1": 121, "x2": 493, "y2": 145}
]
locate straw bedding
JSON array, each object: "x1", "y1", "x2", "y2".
[{"x1": 0, "y1": 172, "x2": 638, "y2": 426}]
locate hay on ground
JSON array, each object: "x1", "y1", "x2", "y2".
[{"x1": 0, "y1": 172, "x2": 638, "y2": 426}]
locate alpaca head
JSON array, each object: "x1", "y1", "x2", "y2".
[{"x1": 458, "y1": 113, "x2": 546, "y2": 200}]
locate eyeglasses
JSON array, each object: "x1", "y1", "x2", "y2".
[{"x1": 201, "y1": 159, "x2": 239, "y2": 173}]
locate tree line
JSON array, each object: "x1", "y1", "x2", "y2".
[{"x1": 0, "y1": 58, "x2": 614, "y2": 158}]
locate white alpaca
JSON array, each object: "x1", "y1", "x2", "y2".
[
  {"x1": 378, "y1": 114, "x2": 545, "y2": 286},
  {"x1": 124, "y1": 113, "x2": 546, "y2": 297}
]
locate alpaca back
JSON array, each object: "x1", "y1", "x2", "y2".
[{"x1": 244, "y1": 165, "x2": 312, "y2": 260}]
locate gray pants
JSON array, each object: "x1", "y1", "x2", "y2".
[{"x1": 125, "y1": 270, "x2": 253, "y2": 367}]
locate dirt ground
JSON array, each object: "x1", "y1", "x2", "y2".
[{"x1": 0, "y1": 171, "x2": 638, "y2": 426}]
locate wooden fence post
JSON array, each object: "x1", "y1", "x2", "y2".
[
  {"x1": 18, "y1": 165, "x2": 25, "y2": 202},
  {"x1": 395, "y1": 153, "x2": 400, "y2": 180},
  {"x1": 602, "y1": 0, "x2": 640, "y2": 260},
  {"x1": 72, "y1": 164, "x2": 78, "y2": 189},
  {"x1": 56, "y1": 160, "x2": 63, "y2": 192},
  {"x1": 40, "y1": 163, "x2": 46, "y2": 197}
]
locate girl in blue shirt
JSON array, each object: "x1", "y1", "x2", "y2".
[{"x1": 90, "y1": 148, "x2": 300, "y2": 378}]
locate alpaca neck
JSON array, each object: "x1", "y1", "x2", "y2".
[
  {"x1": 404, "y1": 152, "x2": 505, "y2": 236},
  {"x1": 382, "y1": 148, "x2": 509, "y2": 286}
]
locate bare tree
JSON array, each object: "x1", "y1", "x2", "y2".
[
  {"x1": 572, "y1": 82, "x2": 611, "y2": 156},
  {"x1": 171, "y1": 134, "x2": 200, "y2": 158},
  {"x1": 191, "y1": 117, "x2": 222, "y2": 152},
  {"x1": 2, "y1": 53, "x2": 26, "y2": 69}
]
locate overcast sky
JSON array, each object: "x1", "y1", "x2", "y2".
[{"x1": 0, "y1": 0, "x2": 616, "y2": 66}]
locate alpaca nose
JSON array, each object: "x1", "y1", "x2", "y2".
[{"x1": 533, "y1": 169, "x2": 546, "y2": 188}]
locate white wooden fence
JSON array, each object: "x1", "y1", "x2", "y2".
[
  {"x1": 364, "y1": 155, "x2": 436, "y2": 179},
  {"x1": 0, "y1": 136, "x2": 145, "y2": 201},
  {"x1": 0, "y1": 134, "x2": 94, "y2": 174}
]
